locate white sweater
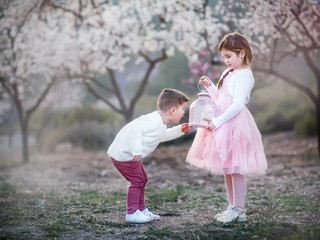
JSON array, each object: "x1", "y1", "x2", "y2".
[
  {"x1": 207, "y1": 68, "x2": 254, "y2": 128},
  {"x1": 107, "y1": 111, "x2": 184, "y2": 161}
]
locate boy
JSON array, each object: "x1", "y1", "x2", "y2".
[{"x1": 107, "y1": 88, "x2": 190, "y2": 223}]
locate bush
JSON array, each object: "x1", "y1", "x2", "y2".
[
  {"x1": 263, "y1": 112, "x2": 294, "y2": 133},
  {"x1": 294, "y1": 111, "x2": 317, "y2": 137},
  {"x1": 34, "y1": 107, "x2": 124, "y2": 152},
  {"x1": 43, "y1": 121, "x2": 117, "y2": 152},
  {"x1": 61, "y1": 122, "x2": 110, "y2": 150}
]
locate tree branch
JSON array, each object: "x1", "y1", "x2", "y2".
[
  {"x1": 303, "y1": 50, "x2": 320, "y2": 85},
  {"x1": 253, "y1": 66, "x2": 318, "y2": 107},
  {"x1": 130, "y1": 49, "x2": 167, "y2": 112},
  {"x1": 83, "y1": 80, "x2": 122, "y2": 114},
  {"x1": 138, "y1": 51, "x2": 152, "y2": 63},
  {"x1": 69, "y1": 74, "x2": 114, "y2": 93},
  {"x1": 46, "y1": 0, "x2": 83, "y2": 21},
  {"x1": 107, "y1": 68, "x2": 127, "y2": 112},
  {"x1": 0, "y1": 77, "x2": 13, "y2": 99},
  {"x1": 90, "y1": 77, "x2": 114, "y2": 93},
  {"x1": 26, "y1": 78, "x2": 56, "y2": 118},
  {"x1": 290, "y1": 8, "x2": 318, "y2": 48}
]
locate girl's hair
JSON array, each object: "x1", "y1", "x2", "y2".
[
  {"x1": 157, "y1": 88, "x2": 189, "y2": 112},
  {"x1": 217, "y1": 32, "x2": 253, "y2": 89}
]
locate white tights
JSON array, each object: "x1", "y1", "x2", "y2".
[{"x1": 224, "y1": 174, "x2": 247, "y2": 208}]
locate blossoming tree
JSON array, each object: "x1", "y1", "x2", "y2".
[
  {"x1": 188, "y1": 0, "x2": 320, "y2": 153},
  {"x1": 0, "y1": 1, "x2": 74, "y2": 162},
  {"x1": 1, "y1": 0, "x2": 230, "y2": 162},
  {"x1": 235, "y1": 0, "x2": 320, "y2": 153},
  {"x1": 39, "y1": 0, "x2": 229, "y2": 122}
]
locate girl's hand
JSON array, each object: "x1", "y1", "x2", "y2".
[
  {"x1": 132, "y1": 155, "x2": 142, "y2": 162},
  {"x1": 199, "y1": 76, "x2": 212, "y2": 88},
  {"x1": 182, "y1": 123, "x2": 191, "y2": 133},
  {"x1": 203, "y1": 118, "x2": 216, "y2": 131}
]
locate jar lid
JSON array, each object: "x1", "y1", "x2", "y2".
[{"x1": 197, "y1": 91, "x2": 210, "y2": 98}]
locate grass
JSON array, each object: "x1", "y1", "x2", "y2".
[{"x1": 0, "y1": 179, "x2": 319, "y2": 240}]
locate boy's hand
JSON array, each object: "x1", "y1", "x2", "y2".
[
  {"x1": 182, "y1": 123, "x2": 191, "y2": 133},
  {"x1": 199, "y1": 76, "x2": 212, "y2": 88},
  {"x1": 203, "y1": 118, "x2": 216, "y2": 131},
  {"x1": 132, "y1": 155, "x2": 142, "y2": 162}
]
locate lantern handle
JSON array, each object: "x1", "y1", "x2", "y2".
[{"x1": 197, "y1": 81, "x2": 207, "y2": 92}]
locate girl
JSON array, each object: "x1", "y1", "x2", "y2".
[{"x1": 186, "y1": 32, "x2": 268, "y2": 223}]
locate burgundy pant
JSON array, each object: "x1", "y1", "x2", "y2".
[{"x1": 111, "y1": 158, "x2": 148, "y2": 214}]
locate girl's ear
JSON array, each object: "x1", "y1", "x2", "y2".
[{"x1": 240, "y1": 50, "x2": 246, "y2": 59}]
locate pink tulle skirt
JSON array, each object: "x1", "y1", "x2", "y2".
[{"x1": 186, "y1": 107, "x2": 268, "y2": 175}]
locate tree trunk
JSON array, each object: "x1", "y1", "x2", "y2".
[
  {"x1": 8, "y1": 130, "x2": 12, "y2": 148},
  {"x1": 21, "y1": 121, "x2": 29, "y2": 163},
  {"x1": 124, "y1": 112, "x2": 133, "y2": 123},
  {"x1": 317, "y1": 103, "x2": 320, "y2": 156}
]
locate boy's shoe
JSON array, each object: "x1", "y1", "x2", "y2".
[
  {"x1": 214, "y1": 205, "x2": 233, "y2": 220},
  {"x1": 216, "y1": 206, "x2": 246, "y2": 223},
  {"x1": 126, "y1": 210, "x2": 152, "y2": 223},
  {"x1": 142, "y1": 208, "x2": 161, "y2": 221}
]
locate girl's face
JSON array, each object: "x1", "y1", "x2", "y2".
[{"x1": 220, "y1": 48, "x2": 245, "y2": 70}]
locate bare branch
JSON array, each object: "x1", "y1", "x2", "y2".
[
  {"x1": 0, "y1": 76, "x2": 14, "y2": 99},
  {"x1": 46, "y1": 1, "x2": 83, "y2": 21},
  {"x1": 201, "y1": 30, "x2": 215, "y2": 63},
  {"x1": 89, "y1": 77, "x2": 114, "y2": 93},
  {"x1": 253, "y1": 66, "x2": 318, "y2": 107},
  {"x1": 107, "y1": 68, "x2": 127, "y2": 112},
  {"x1": 129, "y1": 49, "x2": 167, "y2": 113},
  {"x1": 26, "y1": 78, "x2": 56, "y2": 118},
  {"x1": 84, "y1": 80, "x2": 122, "y2": 114},
  {"x1": 138, "y1": 51, "x2": 152, "y2": 63},
  {"x1": 69, "y1": 73, "x2": 114, "y2": 93},
  {"x1": 290, "y1": 8, "x2": 318, "y2": 48},
  {"x1": 303, "y1": 50, "x2": 320, "y2": 85}
]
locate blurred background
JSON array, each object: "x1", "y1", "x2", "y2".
[{"x1": 0, "y1": 0, "x2": 318, "y2": 164}]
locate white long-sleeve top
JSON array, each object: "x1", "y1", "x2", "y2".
[
  {"x1": 206, "y1": 68, "x2": 254, "y2": 128},
  {"x1": 107, "y1": 111, "x2": 184, "y2": 161}
]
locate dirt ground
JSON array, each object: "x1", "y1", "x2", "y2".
[{"x1": 0, "y1": 131, "x2": 319, "y2": 239}]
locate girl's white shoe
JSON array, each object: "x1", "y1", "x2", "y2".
[
  {"x1": 214, "y1": 205, "x2": 233, "y2": 220},
  {"x1": 216, "y1": 206, "x2": 246, "y2": 223},
  {"x1": 142, "y1": 208, "x2": 161, "y2": 221}
]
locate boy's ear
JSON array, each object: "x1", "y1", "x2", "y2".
[{"x1": 170, "y1": 106, "x2": 176, "y2": 115}]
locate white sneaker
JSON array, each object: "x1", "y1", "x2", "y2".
[
  {"x1": 126, "y1": 210, "x2": 152, "y2": 223},
  {"x1": 216, "y1": 206, "x2": 246, "y2": 223},
  {"x1": 214, "y1": 205, "x2": 233, "y2": 220},
  {"x1": 142, "y1": 208, "x2": 161, "y2": 221}
]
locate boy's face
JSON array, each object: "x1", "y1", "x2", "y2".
[{"x1": 171, "y1": 102, "x2": 187, "y2": 123}]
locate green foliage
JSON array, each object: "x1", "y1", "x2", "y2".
[
  {"x1": 147, "y1": 51, "x2": 192, "y2": 95},
  {"x1": 0, "y1": 179, "x2": 319, "y2": 240},
  {"x1": 147, "y1": 184, "x2": 185, "y2": 206},
  {"x1": 294, "y1": 110, "x2": 317, "y2": 137},
  {"x1": 250, "y1": 83, "x2": 315, "y2": 134},
  {"x1": 31, "y1": 106, "x2": 124, "y2": 152},
  {"x1": 145, "y1": 228, "x2": 181, "y2": 239},
  {"x1": 133, "y1": 94, "x2": 158, "y2": 117}
]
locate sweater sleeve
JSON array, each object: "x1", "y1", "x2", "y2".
[
  {"x1": 206, "y1": 68, "x2": 229, "y2": 102},
  {"x1": 211, "y1": 71, "x2": 254, "y2": 128},
  {"x1": 206, "y1": 84, "x2": 219, "y2": 102},
  {"x1": 160, "y1": 125, "x2": 184, "y2": 142}
]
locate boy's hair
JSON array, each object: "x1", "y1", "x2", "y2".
[
  {"x1": 217, "y1": 32, "x2": 253, "y2": 89},
  {"x1": 157, "y1": 88, "x2": 189, "y2": 112}
]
